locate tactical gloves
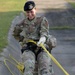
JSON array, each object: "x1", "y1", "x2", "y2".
[{"x1": 37, "y1": 36, "x2": 46, "y2": 46}]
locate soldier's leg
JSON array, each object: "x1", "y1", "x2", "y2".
[
  {"x1": 21, "y1": 50, "x2": 35, "y2": 75},
  {"x1": 37, "y1": 51, "x2": 53, "y2": 75}
]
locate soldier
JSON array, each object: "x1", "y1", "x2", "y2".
[{"x1": 13, "y1": 1, "x2": 56, "y2": 75}]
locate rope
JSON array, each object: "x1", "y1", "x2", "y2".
[
  {"x1": 4, "y1": 54, "x2": 24, "y2": 75},
  {"x1": 40, "y1": 43, "x2": 69, "y2": 75},
  {"x1": 28, "y1": 40, "x2": 69, "y2": 75},
  {"x1": 9, "y1": 54, "x2": 24, "y2": 72},
  {"x1": 4, "y1": 59, "x2": 14, "y2": 75},
  {"x1": 4, "y1": 40, "x2": 69, "y2": 75}
]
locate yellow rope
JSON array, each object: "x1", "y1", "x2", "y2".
[
  {"x1": 4, "y1": 55, "x2": 24, "y2": 75},
  {"x1": 4, "y1": 59, "x2": 14, "y2": 75},
  {"x1": 9, "y1": 54, "x2": 24, "y2": 72},
  {"x1": 28, "y1": 40, "x2": 69, "y2": 75},
  {"x1": 40, "y1": 43, "x2": 69, "y2": 75},
  {"x1": 4, "y1": 40, "x2": 69, "y2": 75}
]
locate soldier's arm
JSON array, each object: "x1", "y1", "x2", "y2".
[
  {"x1": 40, "y1": 17, "x2": 49, "y2": 39},
  {"x1": 13, "y1": 20, "x2": 24, "y2": 41},
  {"x1": 37, "y1": 17, "x2": 49, "y2": 46}
]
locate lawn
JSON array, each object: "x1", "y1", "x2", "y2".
[
  {"x1": 66, "y1": 0, "x2": 75, "y2": 8},
  {"x1": 70, "y1": 2, "x2": 75, "y2": 8},
  {"x1": 0, "y1": 0, "x2": 26, "y2": 52}
]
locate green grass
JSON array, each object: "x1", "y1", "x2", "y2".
[
  {"x1": 49, "y1": 26, "x2": 75, "y2": 30},
  {"x1": 66, "y1": 0, "x2": 75, "y2": 8},
  {"x1": 0, "y1": 0, "x2": 26, "y2": 51},
  {"x1": 70, "y1": 3, "x2": 75, "y2": 8}
]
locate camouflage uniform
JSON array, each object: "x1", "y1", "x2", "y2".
[{"x1": 13, "y1": 16, "x2": 56, "y2": 75}]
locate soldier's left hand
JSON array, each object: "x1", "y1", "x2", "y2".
[{"x1": 37, "y1": 37, "x2": 46, "y2": 46}]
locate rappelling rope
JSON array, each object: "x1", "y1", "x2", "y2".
[
  {"x1": 4, "y1": 40, "x2": 69, "y2": 75},
  {"x1": 28, "y1": 40, "x2": 69, "y2": 75},
  {"x1": 4, "y1": 54, "x2": 24, "y2": 75}
]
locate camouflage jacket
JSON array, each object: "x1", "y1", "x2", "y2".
[{"x1": 13, "y1": 16, "x2": 49, "y2": 43}]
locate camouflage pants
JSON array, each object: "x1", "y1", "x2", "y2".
[
  {"x1": 37, "y1": 51, "x2": 54, "y2": 75},
  {"x1": 21, "y1": 50, "x2": 54, "y2": 75}
]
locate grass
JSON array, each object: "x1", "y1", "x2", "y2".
[
  {"x1": 0, "y1": 0, "x2": 26, "y2": 52},
  {"x1": 70, "y1": 3, "x2": 75, "y2": 8},
  {"x1": 49, "y1": 26, "x2": 75, "y2": 30},
  {"x1": 66, "y1": 0, "x2": 75, "y2": 8}
]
